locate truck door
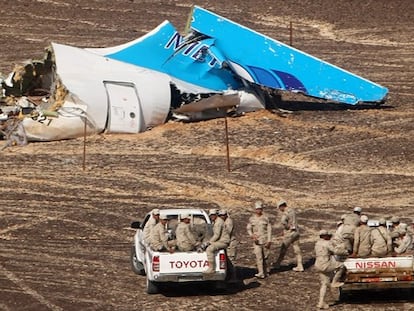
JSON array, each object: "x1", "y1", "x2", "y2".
[{"x1": 104, "y1": 81, "x2": 143, "y2": 133}]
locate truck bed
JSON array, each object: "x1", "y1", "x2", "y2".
[
  {"x1": 148, "y1": 249, "x2": 227, "y2": 282},
  {"x1": 342, "y1": 255, "x2": 414, "y2": 291}
]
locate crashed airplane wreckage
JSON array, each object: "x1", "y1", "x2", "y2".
[{"x1": 0, "y1": 6, "x2": 388, "y2": 143}]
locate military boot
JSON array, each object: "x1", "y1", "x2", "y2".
[
  {"x1": 317, "y1": 283, "x2": 329, "y2": 309},
  {"x1": 317, "y1": 302, "x2": 329, "y2": 309},
  {"x1": 292, "y1": 255, "x2": 304, "y2": 272}
]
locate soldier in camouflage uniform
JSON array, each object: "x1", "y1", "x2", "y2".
[
  {"x1": 218, "y1": 209, "x2": 237, "y2": 260},
  {"x1": 274, "y1": 200, "x2": 304, "y2": 272},
  {"x1": 370, "y1": 218, "x2": 392, "y2": 257},
  {"x1": 390, "y1": 216, "x2": 403, "y2": 240},
  {"x1": 314, "y1": 230, "x2": 348, "y2": 309},
  {"x1": 394, "y1": 223, "x2": 413, "y2": 254},
  {"x1": 150, "y1": 214, "x2": 176, "y2": 252},
  {"x1": 143, "y1": 209, "x2": 160, "y2": 244},
  {"x1": 175, "y1": 213, "x2": 200, "y2": 252},
  {"x1": 204, "y1": 209, "x2": 230, "y2": 274},
  {"x1": 331, "y1": 219, "x2": 350, "y2": 257},
  {"x1": 219, "y1": 209, "x2": 238, "y2": 281},
  {"x1": 340, "y1": 207, "x2": 362, "y2": 253},
  {"x1": 352, "y1": 215, "x2": 372, "y2": 257},
  {"x1": 247, "y1": 201, "x2": 272, "y2": 279}
]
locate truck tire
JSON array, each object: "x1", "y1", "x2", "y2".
[
  {"x1": 146, "y1": 277, "x2": 159, "y2": 294},
  {"x1": 130, "y1": 245, "x2": 145, "y2": 275}
]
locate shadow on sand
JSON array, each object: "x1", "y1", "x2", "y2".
[{"x1": 158, "y1": 266, "x2": 261, "y2": 297}]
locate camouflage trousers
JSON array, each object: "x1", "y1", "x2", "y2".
[
  {"x1": 253, "y1": 243, "x2": 270, "y2": 276},
  {"x1": 226, "y1": 239, "x2": 238, "y2": 261}
]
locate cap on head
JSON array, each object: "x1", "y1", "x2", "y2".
[
  {"x1": 218, "y1": 209, "x2": 228, "y2": 216},
  {"x1": 209, "y1": 208, "x2": 218, "y2": 216},
  {"x1": 379, "y1": 218, "x2": 386, "y2": 225},
  {"x1": 398, "y1": 227, "x2": 408, "y2": 235},
  {"x1": 360, "y1": 215, "x2": 369, "y2": 223},
  {"x1": 180, "y1": 213, "x2": 190, "y2": 219},
  {"x1": 391, "y1": 216, "x2": 400, "y2": 223},
  {"x1": 255, "y1": 201, "x2": 264, "y2": 209},
  {"x1": 319, "y1": 229, "x2": 331, "y2": 237},
  {"x1": 153, "y1": 209, "x2": 160, "y2": 215},
  {"x1": 277, "y1": 200, "x2": 287, "y2": 208},
  {"x1": 159, "y1": 214, "x2": 168, "y2": 220},
  {"x1": 353, "y1": 206, "x2": 362, "y2": 213}
]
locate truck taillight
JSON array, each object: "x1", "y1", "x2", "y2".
[
  {"x1": 399, "y1": 275, "x2": 412, "y2": 281},
  {"x1": 152, "y1": 255, "x2": 160, "y2": 272},
  {"x1": 219, "y1": 253, "x2": 226, "y2": 270}
]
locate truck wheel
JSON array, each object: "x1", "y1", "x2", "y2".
[
  {"x1": 130, "y1": 245, "x2": 145, "y2": 275},
  {"x1": 146, "y1": 277, "x2": 159, "y2": 294}
]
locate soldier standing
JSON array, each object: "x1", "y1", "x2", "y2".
[
  {"x1": 143, "y1": 209, "x2": 160, "y2": 244},
  {"x1": 246, "y1": 201, "x2": 272, "y2": 279},
  {"x1": 314, "y1": 230, "x2": 348, "y2": 309},
  {"x1": 150, "y1": 214, "x2": 176, "y2": 252},
  {"x1": 352, "y1": 215, "x2": 372, "y2": 257},
  {"x1": 204, "y1": 209, "x2": 230, "y2": 274},
  {"x1": 273, "y1": 200, "x2": 304, "y2": 272},
  {"x1": 370, "y1": 218, "x2": 392, "y2": 257},
  {"x1": 175, "y1": 213, "x2": 199, "y2": 251}
]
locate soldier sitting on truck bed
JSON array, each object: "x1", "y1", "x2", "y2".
[
  {"x1": 394, "y1": 224, "x2": 413, "y2": 254},
  {"x1": 150, "y1": 215, "x2": 176, "y2": 253},
  {"x1": 352, "y1": 215, "x2": 372, "y2": 258},
  {"x1": 331, "y1": 219, "x2": 350, "y2": 257},
  {"x1": 175, "y1": 213, "x2": 201, "y2": 252},
  {"x1": 389, "y1": 216, "x2": 404, "y2": 240},
  {"x1": 143, "y1": 209, "x2": 160, "y2": 244},
  {"x1": 370, "y1": 218, "x2": 392, "y2": 257},
  {"x1": 340, "y1": 207, "x2": 362, "y2": 253},
  {"x1": 219, "y1": 209, "x2": 239, "y2": 282},
  {"x1": 204, "y1": 209, "x2": 230, "y2": 274}
]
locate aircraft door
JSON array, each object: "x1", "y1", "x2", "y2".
[{"x1": 104, "y1": 81, "x2": 143, "y2": 133}]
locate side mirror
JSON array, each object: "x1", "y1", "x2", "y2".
[{"x1": 131, "y1": 221, "x2": 141, "y2": 229}]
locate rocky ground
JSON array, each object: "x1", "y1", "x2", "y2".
[{"x1": 0, "y1": 0, "x2": 414, "y2": 310}]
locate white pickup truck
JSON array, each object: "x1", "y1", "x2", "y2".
[
  {"x1": 130, "y1": 208, "x2": 228, "y2": 294},
  {"x1": 340, "y1": 220, "x2": 414, "y2": 298}
]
